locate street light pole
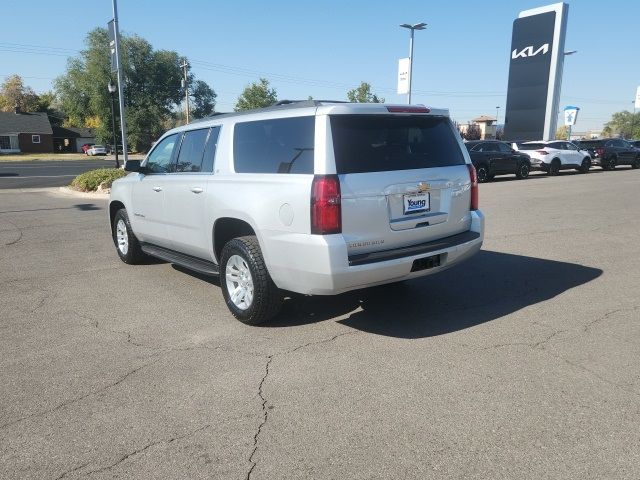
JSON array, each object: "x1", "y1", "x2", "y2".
[
  {"x1": 111, "y1": 0, "x2": 128, "y2": 165},
  {"x1": 108, "y1": 80, "x2": 119, "y2": 168},
  {"x1": 496, "y1": 106, "x2": 500, "y2": 139},
  {"x1": 555, "y1": 50, "x2": 577, "y2": 139},
  {"x1": 400, "y1": 22, "x2": 427, "y2": 104}
]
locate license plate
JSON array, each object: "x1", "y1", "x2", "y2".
[{"x1": 403, "y1": 192, "x2": 430, "y2": 215}]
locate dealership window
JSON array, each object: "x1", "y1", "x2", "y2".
[
  {"x1": 0, "y1": 136, "x2": 10, "y2": 149},
  {"x1": 32, "y1": 135, "x2": 41, "y2": 144}
]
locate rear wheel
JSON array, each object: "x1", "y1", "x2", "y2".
[
  {"x1": 579, "y1": 157, "x2": 591, "y2": 173},
  {"x1": 220, "y1": 236, "x2": 282, "y2": 325},
  {"x1": 548, "y1": 159, "x2": 560, "y2": 176},
  {"x1": 476, "y1": 165, "x2": 489, "y2": 183},
  {"x1": 515, "y1": 162, "x2": 530, "y2": 179},
  {"x1": 632, "y1": 157, "x2": 640, "y2": 169},
  {"x1": 602, "y1": 156, "x2": 617, "y2": 171}
]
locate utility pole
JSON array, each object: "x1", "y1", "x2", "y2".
[{"x1": 180, "y1": 60, "x2": 190, "y2": 124}]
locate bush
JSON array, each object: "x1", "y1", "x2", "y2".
[{"x1": 70, "y1": 168, "x2": 126, "y2": 192}]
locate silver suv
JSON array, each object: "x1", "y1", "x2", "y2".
[{"x1": 109, "y1": 101, "x2": 484, "y2": 324}]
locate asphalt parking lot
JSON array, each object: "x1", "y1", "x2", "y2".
[{"x1": 1, "y1": 168, "x2": 639, "y2": 479}]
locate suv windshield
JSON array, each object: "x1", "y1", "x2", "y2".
[
  {"x1": 519, "y1": 143, "x2": 545, "y2": 150},
  {"x1": 330, "y1": 115, "x2": 465, "y2": 174}
]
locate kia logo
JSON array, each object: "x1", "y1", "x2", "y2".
[{"x1": 512, "y1": 43, "x2": 549, "y2": 59}]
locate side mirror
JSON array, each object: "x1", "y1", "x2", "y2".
[{"x1": 124, "y1": 160, "x2": 142, "y2": 172}]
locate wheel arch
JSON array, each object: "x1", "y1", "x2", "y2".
[
  {"x1": 109, "y1": 200, "x2": 125, "y2": 230},
  {"x1": 213, "y1": 217, "x2": 257, "y2": 264}
]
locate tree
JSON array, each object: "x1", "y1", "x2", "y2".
[
  {"x1": 556, "y1": 125, "x2": 568, "y2": 140},
  {"x1": 0, "y1": 75, "x2": 40, "y2": 112},
  {"x1": 235, "y1": 78, "x2": 277, "y2": 111},
  {"x1": 461, "y1": 123, "x2": 481, "y2": 141},
  {"x1": 55, "y1": 28, "x2": 217, "y2": 152},
  {"x1": 347, "y1": 82, "x2": 384, "y2": 103},
  {"x1": 602, "y1": 110, "x2": 640, "y2": 139},
  {"x1": 190, "y1": 80, "x2": 217, "y2": 119}
]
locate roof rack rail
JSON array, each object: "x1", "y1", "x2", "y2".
[{"x1": 272, "y1": 99, "x2": 348, "y2": 107}]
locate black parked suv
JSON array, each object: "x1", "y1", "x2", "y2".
[
  {"x1": 465, "y1": 140, "x2": 531, "y2": 182},
  {"x1": 576, "y1": 138, "x2": 640, "y2": 170}
]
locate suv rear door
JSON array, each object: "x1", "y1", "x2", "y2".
[{"x1": 329, "y1": 113, "x2": 472, "y2": 257}]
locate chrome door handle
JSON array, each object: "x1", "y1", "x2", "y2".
[
  {"x1": 152, "y1": 186, "x2": 162, "y2": 192},
  {"x1": 190, "y1": 187, "x2": 204, "y2": 194}
]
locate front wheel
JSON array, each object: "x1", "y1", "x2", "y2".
[
  {"x1": 632, "y1": 157, "x2": 640, "y2": 169},
  {"x1": 112, "y1": 209, "x2": 145, "y2": 264},
  {"x1": 515, "y1": 162, "x2": 530, "y2": 179},
  {"x1": 220, "y1": 236, "x2": 282, "y2": 325},
  {"x1": 579, "y1": 158, "x2": 591, "y2": 173}
]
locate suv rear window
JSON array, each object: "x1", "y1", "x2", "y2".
[
  {"x1": 330, "y1": 115, "x2": 464, "y2": 174},
  {"x1": 519, "y1": 143, "x2": 545, "y2": 150},
  {"x1": 233, "y1": 117, "x2": 314, "y2": 174}
]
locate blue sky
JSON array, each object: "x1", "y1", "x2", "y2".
[{"x1": 1, "y1": 0, "x2": 638, "y2": 132}]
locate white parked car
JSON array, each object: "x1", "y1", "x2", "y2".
[
  {"x1": 87, "y1": 145, "x2": 107, "y2": 156},
  {"x1": 109, "y1": 101, "x2": 484, "y2": 324},
  {"x1": 513, "y1": 140, "x2": 591, "y2": 175}
]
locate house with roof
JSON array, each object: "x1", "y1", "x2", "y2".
[
  {"x1": 0, "y1": 108, "x2": 53, "y2": 153},
  {"x1": 52, "y1": 126, "x2": 96, "y2": 153}
]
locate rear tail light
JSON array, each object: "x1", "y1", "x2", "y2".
[
  {"x1": 311, "y1": 175, "x2": 342, "y2": 234},
  {"x1": 467, "y1": 164, "x2": 479, "y2": 211},
  {"x1": 536, "y1": 150, "x2": 549, "y2": 155},
  {"x1": 595, "y1": 147, "x2": 604, "y2": 157}
]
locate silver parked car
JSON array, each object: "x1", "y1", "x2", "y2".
[{"x1": 109, "y1": 101, "x2": 484, "y2": 324}]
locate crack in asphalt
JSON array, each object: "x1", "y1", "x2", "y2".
[
  {"x1": 54, "y1": 424, "x2": 212, "y2": 479},
  {"x1": 539, "y1": 348, "x2": 640, "y2": 398},
  {"x1": 0, "y1": 360, "x2": 157, "y2": 431},
  {"x1": 244, "y1": 330, "x2": 359, "y2": 479},
  {"x1": 1, "y1": 218, "x2": 23, "y2": 245},
  {"x1": 246, "y1": 355, "x2": 273, "y2": 480},
  {"x1": 582, "y1": 305, "x2": 640, "y2": 333},
  {"x1": 54, "y1": 461, "x2": 92, "y2": 480}
]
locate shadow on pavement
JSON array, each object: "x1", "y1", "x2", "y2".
[
  {"x1": 268, "y1": 250, "x2": 602, "y2": 338},
  {"x1": 73, "y1": 203, "x2": 102, "y2": 211}
]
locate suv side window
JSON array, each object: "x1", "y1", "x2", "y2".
[
  {"x1": 201, "y1": 126, "x2": 221, "y2": 173},
  {"x1": 483, "y1": 142, "x2": 499, "y2": 152},
  {"x1": 175, "y1": 128, "x2": 209, "y2": 172},
  {"x1": 497, "y1": 142, "x2": 512, "y2": 153},
  {"x1": 566, "y1": 142, "x2": 578, "y2": 150},
  {"x1": 146, "y1": 134, "x2": 179, "y2": 173},
  {"x1": 470, "y1": 143, "x2": 484, "y2": 152},
  {"x1": 233, "y1": 116, "x2": 315, "y2": 174},
  {"x1": 548, "y1": 142, "x2": 563, "y2": 149}
]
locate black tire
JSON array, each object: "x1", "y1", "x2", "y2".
[
  {"x1": 515, "y1": 162, "x2": 530, "y2": 179},
  {"x1": 632, "y1": 157, "x2": 640, "y2": 169},
  {"x1": 548, "y1": 159, "x2": 561, "y2": 176},
  {"x1": 220, "y1": 236, "x2": 282, "y2": 325},
  {"x1": 112, "y1": 209, "x2": 145, "y2": 264},
  {"x1": 579, "y1": 157, "x2": 591, "y2": 173},
  {"x1": 476, "y1": 165, "x2": 490, "y2": 183},
  {"x1": 602, "y1": 156, "x2": 616, "y2": 171}
]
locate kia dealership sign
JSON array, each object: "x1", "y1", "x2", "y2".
[{"x1": 503, "y1": 3, "x2": 569, "y2": 141}]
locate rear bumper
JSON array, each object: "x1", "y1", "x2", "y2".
[{"x1": 264, "y1": 210, "x2": 485, "y2": 295}]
